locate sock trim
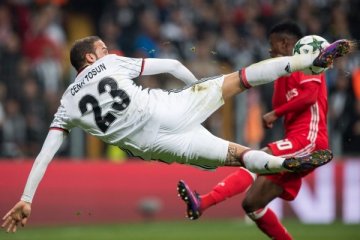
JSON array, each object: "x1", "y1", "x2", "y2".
[
  {"x1": 242, "y1": 167, "x2": 257, "y2": 181},
  {"x1": 239, "y1": 69, "x2": 252, "y2": 89},
  {"x1": 239, "y1": 148, "x2": 251, "y2": 167},
  {"x1": 247, "y1": 207, "x2": 268, "y2": 220}
]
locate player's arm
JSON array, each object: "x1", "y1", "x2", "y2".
[
  {"x1": 263, "y1": 80, "x2": 320, "y2": 128},
  {"x1": 1, "y1": 129, "x2": 67, "y2": 233},
  {"x1": 141, "y1": 58, "x2": 198, "y2": 85}
]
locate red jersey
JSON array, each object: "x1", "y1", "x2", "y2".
[{"x1": 272, "y1": 71, "x2": 329, "y2": 151}]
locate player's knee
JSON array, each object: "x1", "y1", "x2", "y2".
[
  {"x1": 245, "y1": 207, "x2": 268, "y2": 221},
  {"x1": 242, "y1": 197, "x2": 255, "y2": 212},
  {"x1": 242, "y1": 195, "x2": 264, "y2": 213},
  {"x1": 243, "y1": 194, "x2": 268, "y2": 220}
]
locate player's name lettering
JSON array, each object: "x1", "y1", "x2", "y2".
[
  {"x1": 71, "y1": 63, "x2": 107, "y2": 96},
  {"x1": 286, "y1": 88, "x2": 298, "y2": 101}
]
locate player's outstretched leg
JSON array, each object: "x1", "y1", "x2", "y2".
[
  {"x1": 238, "y1": 38, "x2": 354, "y2": 91},
  {"x1": 177, "y1": 180, "x2": 202, "y2": 220},
  {"x1": 313, "y1": 39, "x2": 355, "y2": 68},
  {"x1": 282, "y1": 149, "x2": 333, "y2": 172}
]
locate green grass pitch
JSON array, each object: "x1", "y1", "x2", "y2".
[{"x1": 1, "y1": 219, "x2": 360, "y2": 240}]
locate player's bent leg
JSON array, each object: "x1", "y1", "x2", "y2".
[
  {"x1": 243, "y1": 176, "x2": 293, "y2": 240},
  {"x1": 247, "y1": 207, "x2": 293, "y2": 240},
  {"x1": 225, "y1": 144, "x2": 333, "y2": 173},
  {"x1": 226, "y1": 143, "x2": 285, "y2": 173},
  {"x1": 227, "y1": 146, "x2": 286, "y2": 173},
  {"x1": 199, "y1": 168, "x2": 255, "y2": 211},
  {"x1": 178, "y1": 168, "x2": 255, "y2": 220},
  {"x1": 242, "y1": 175, "x2": 282, "y2": 212}
]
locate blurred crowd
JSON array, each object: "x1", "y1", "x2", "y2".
[{"x1": 0, "y1": 0, "x2": 359, "y2": 159}]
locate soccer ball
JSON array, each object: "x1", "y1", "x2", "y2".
[{"x1": 292, "y1": 35, "x2": 330, "y2": 75}]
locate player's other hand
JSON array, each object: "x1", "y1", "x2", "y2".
[
  {"x1": 2, "y1": 201, "x2": 31, "y2": 233},
  {"x1": 263, "y1": 111, "x2": 278, "y2": 129}
]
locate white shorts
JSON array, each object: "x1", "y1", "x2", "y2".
[{"x1": 124, "y1": 76, "x2": 229, "y2": 169}]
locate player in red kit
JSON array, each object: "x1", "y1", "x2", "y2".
[{"x1": 178, "y1": 21, "x2": 329, "y2": 240}]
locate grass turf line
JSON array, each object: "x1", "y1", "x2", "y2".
[{"x1": 1, "y1": 219, "x2": 360, "y2": 240}]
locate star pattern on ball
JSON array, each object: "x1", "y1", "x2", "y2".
[
  {"x1": 293, "y1": 41, "x2": 305, "y2": 54},
  {"x1": 307, "y1": 37, "x2": 324, "y2": 53}
]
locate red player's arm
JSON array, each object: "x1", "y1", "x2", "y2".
[{"x1": 274, "y1": 81, "x2": 320, "y2": 117}]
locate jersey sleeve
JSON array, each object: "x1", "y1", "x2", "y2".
[
  {"x1": 113, "y1": 55, "x2": 144, "y2": 79},
  {"x1": 21, "y1": 130, "x2": 67, "y2": 203},
  {"x1": 50, "y1": 103, "x2": 72, "y2": 133},
  {"x1": 297, "y1": 71, "x2": 322, "y2": 84},
  {"x1": 274, "y1": 81, "x2": 320, "y2": 117},
  {"x1": 142, "y1": 58, "x2": 198, "y2": 85}
]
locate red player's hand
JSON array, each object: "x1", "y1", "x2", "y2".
[{"x1": 263, "y1": 111, "x2": 278, "y2": 129}]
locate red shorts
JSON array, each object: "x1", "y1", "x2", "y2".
[{"x1": 265, "y1": 135, "x2": 327, "y2": 201}]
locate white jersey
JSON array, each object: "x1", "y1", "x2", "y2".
[
  {"x1": 22, "y1": 54, "x2": 229, "y2": 204},
  {"x1": 51, "y1": 54, "x2": 156, "y2": 145}
]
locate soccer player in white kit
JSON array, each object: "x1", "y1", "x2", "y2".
[{"x1": 2, "y1": 36, "x2": 352, "y2": 232}]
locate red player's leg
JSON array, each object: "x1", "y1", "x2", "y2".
[
  {"x1": 177, "y1": 168, "x2": 254, "y2": 220},
  {"x1": 243, "y1": 175, "x2": 293, "y2": 240},
  {"x1": 249, "y1": 207, "x2": 293, "y2": 240},
  {"x1": 200, "y1": 168, "x2": 254, "y2": 211}
]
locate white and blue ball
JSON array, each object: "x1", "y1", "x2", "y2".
[{"x1": 293, "y1": 35, "x2": 330, "y2": 75}]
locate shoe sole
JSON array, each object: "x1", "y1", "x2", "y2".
[
  {"x1": 314, "y1": 40, "x2": 351, "y2": 68},
  {"x1": 283, "y1": 149, "x2": 333, "y2": 172},
  {"x1": 177, "y1": 180, "x2": 201, "y2": 220}
]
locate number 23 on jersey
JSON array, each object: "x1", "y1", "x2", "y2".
[{"x1": 78, "y1": 77, "x2": 130, "y2": 133}]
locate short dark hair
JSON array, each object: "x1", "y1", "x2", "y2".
[
  {"x1": 269, "y1": 20, "x2": 303, "y2": 40},
  {"x1": 70, "y1": 36, "x2": 101, "y2": 71}
]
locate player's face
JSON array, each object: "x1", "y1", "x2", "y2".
[
  {"x1": 269, "y1": 33, "x2": 286, "y2": 57},
  {"x1": 93, "y1": 40, "x2": 109, "y2": 59},
  {"x1": 85, "y1": 40, "x2": 109, "y2": 65},
  {"x1": 269, "y1": 33, "x2": 293, "y2": 58}
]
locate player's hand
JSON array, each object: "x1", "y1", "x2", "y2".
[
  {"x1": 262, "y1": 111, "x2": 278, "y2": 129},
  {"x1": 2, "y1": 201, "x2": 31, "y2": 233}
]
